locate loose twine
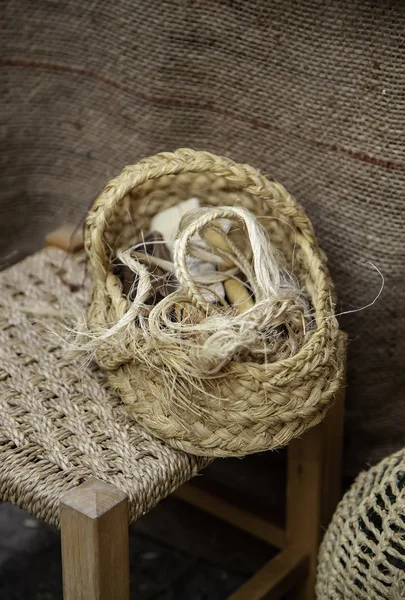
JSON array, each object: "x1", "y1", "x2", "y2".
[
  {"x1": 82, "y1": 149, "x2": 344, "y2": 457},
  {"x1": 80, "y1": 206, "x2": 311, "y2": 376}
]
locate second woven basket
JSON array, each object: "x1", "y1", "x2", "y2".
[{"x1": 84, "y1": 149, "x2": 344, "y2": 457}]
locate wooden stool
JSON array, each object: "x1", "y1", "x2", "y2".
[
  {"x1": 0, "y1": 245, "x2": 210, "y2": 596},
  {"x1": 0, "y1": 233, "x2": 346, "y2": 599}
]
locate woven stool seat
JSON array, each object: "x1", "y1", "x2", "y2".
[{"x1": 0, "y1": 247, "x2": 209, "y2": 527}]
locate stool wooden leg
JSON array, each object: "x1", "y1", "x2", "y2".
[
  {"x1": 286, "y1": 360, "x2": 346, "y2": 600},
  {"x1": 60, "y1": 477, "x2": 130, "y2": 600},
  {"x1": 228, "y1": 546, "x2": 308, "y2": 600}
]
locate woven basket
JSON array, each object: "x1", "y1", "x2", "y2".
[
  {"x1": 84, "y1": 148, "x2": 344, "y2": 457},
  {"x1": 317, "y1": 447, "x2": 405, "y2": 599}
]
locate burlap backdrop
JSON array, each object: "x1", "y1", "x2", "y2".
[{"x1": 1, "y1": 1, "x2": 404, "y2": 478}]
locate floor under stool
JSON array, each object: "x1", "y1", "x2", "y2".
[{"x1": 0, "y1": 494, "x2": 271, "y2": 599}]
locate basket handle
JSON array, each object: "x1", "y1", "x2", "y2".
[{"x1": 84, "y1": 148, "x2": 314, "y2": 281}]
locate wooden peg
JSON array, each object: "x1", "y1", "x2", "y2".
[{"x1": 45, "y1": 224, "x2": 84, "y2": 253}]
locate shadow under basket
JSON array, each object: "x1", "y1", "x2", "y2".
[{"x1": 84, "y1": 148, "x2": 345, "y2": 457}]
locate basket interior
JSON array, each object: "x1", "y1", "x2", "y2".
[{"x1": 103, "y1": 172, "x2": 307, "y2": 287}]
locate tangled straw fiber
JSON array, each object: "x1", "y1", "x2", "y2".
[
  {"x1": 317, "y1": 447, "x2": 405, "y2": 599},
  {"x1": 83, "y1": 149, "x2": 345, "y2": 457}
]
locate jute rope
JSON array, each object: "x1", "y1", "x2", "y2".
[
  {"x1": 84, "y1": 149, "x2": 345, "y2": 457},
  {"x1": 0, "y1": 248, "x2": 209, "y2": 527}
]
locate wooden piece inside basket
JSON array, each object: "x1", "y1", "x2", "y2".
[{"x1": 45, "y1": 224, "x2": 84, "y2": 253}]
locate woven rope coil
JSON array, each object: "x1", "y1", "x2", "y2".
[
  {"x1": 84, "y1": 148, "x2": 345, "y2": 457},
  {"x1": 317, "y1": 448, "x2": 405, "y2": 599}
]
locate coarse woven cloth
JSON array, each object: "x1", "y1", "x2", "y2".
[{"x1": 1, "y1": 1, "x2": 404, "y2": 477}]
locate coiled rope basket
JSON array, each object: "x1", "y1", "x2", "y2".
[{"x1": 84, "y1": 149, "x2": 344, "y2": 457}]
